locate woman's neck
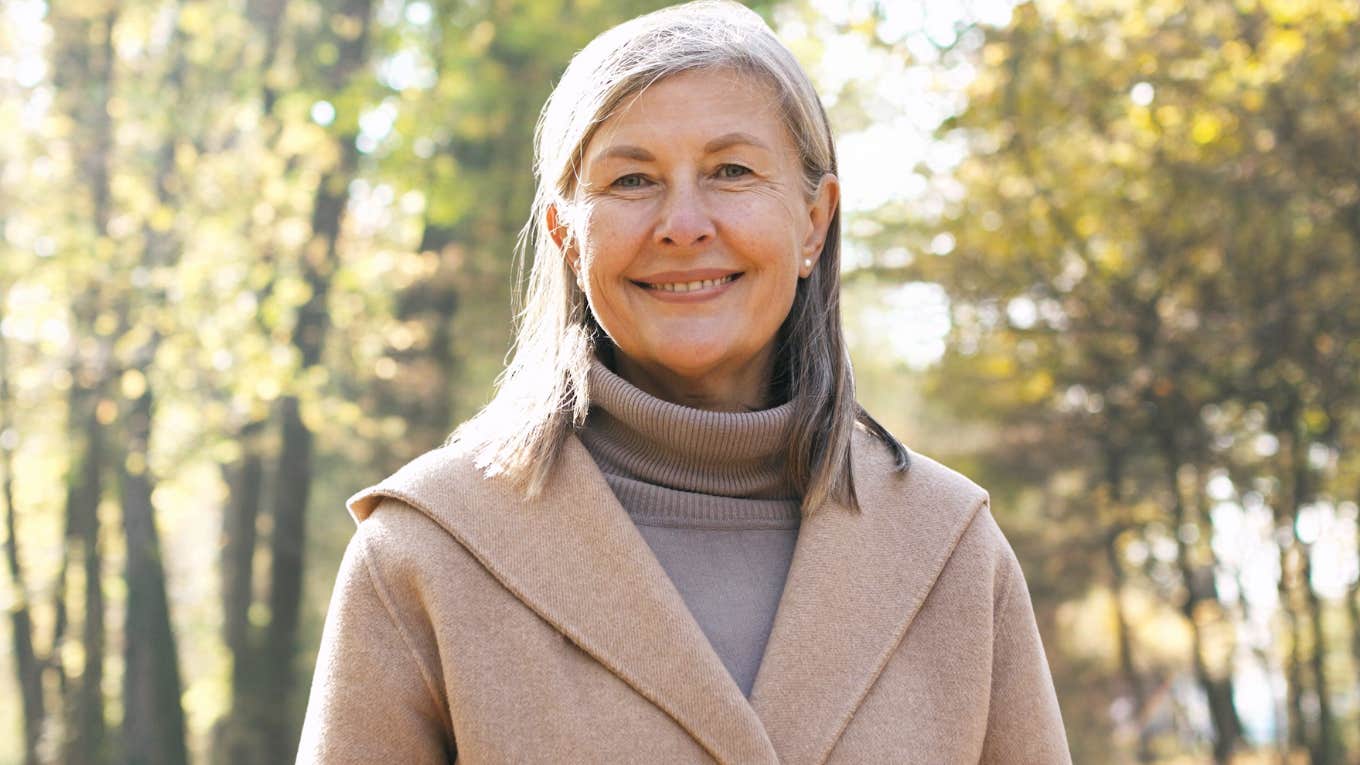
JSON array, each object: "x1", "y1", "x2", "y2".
[{"x1": 611, "y1": 349, "x2": 776, "y2": 412}]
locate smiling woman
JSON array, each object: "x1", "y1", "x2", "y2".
[
  {"x1": 463, "y1": 0, "x2": 892, "y2": 512},
  {"x1": 556, "y1": 68, "x2": 835, "y2": 410},
  {"x1": 297, "y1": 2, "x2": 1071, "y2": 763}
]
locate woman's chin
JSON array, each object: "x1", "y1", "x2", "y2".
[{"x1": 641, "y1": 344, "x2": 744, "y2": 380}]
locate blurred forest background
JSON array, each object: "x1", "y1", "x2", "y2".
[{"x1": 1, "y1": 0, "x2": 1357, "y2": 762}]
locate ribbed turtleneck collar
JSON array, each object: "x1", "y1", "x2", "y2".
[{"x1": 579, "y1": 358, "x2": 799, "y2": 502}]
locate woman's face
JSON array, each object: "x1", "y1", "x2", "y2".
[{"x1": 555, "y1": 68, "x2": 838, "y2": 409}]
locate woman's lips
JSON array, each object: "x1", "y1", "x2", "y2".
[
  {"x1": 631, "y1": 272, "x2": 743, "y2": 301},
  {"x1": 639, "y1": 273, "x2": 739, "y2": 293}
]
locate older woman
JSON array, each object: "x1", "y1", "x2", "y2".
[{"x1": 297, "y1": 2, "x2": 1070, "y2": 763}]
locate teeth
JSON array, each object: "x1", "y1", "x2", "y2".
[{"x1": 649, "y1": 275, "x2": 737, "y2": 293}]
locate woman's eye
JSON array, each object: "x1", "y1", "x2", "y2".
[
  {"x1": 612, "y1": 174, "x2": 648, "y2": 189},
  {"x1": 717, "y1": 164, "x2": 752, "y2": 179}
]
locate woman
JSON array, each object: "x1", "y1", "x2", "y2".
[{"x1": 298, "y1": 2, "x2": 1070, "y2": 763}]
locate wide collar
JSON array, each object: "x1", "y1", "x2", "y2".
[{"x1": 348, "y1": 431, "x2": 987, "y2": 765}]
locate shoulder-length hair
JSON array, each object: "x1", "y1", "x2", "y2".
[{"x1": 450, "y1": 0, "x2": 907, "y2": 513}]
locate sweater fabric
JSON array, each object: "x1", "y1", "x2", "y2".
[{"x1": 578, "y1": 359, "x2": 800, "y2": 697}]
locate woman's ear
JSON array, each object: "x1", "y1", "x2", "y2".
[
  {"x1": 801, "y1": 173, "x2": 839, "y2": 276},
  {"x1": 546, "y1": 203, "x2": 576, "y2": 267},
  {"x1": 547, "y1": 203, "x2": 587, "y2": 292}
]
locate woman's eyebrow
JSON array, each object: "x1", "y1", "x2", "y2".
[
  {"x1": 591, "y1": 132, "x2": 772, "y2": 166},
  {"x1": 703, "y1": 132, "x2": 771, "y2": 153},
  {"x1": 592, "y1": 145, "x2": 655, "y2": 164}
]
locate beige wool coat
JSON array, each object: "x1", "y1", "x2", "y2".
[{"x1": 297, "y1": 430, "x2": 1071, "y2": 764}]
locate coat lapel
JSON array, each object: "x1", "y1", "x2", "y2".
[
  {"x1": 748, "y1": 435, "x2": 988, "y2": 765},
  {"x1": 347, "y1": 436, "x2": 778, "y2": 765}
]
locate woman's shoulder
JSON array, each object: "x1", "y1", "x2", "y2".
[
  {"x1": 900, "y1": 447, "x2": 1025, "y2": 583},
  {"x1": 339, "y1": 488, "x2": 500, "y2": 624},
  {"x1": 853, "y1": 430, "x2": 1015, "y2": 565},
  {"x1": 853, "y1": 429, "x2": 988, "y2": 514},
  {"x1": 346, "y1": 443, "x2": 486, "y2": 523},
  {"x1": 340, "y1": 444, "x2": 496, "y2": 576}
]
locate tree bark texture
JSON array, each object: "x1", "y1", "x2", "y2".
[
  {"x1": 1160, "y1": 437, "x2": 1243, "y2": 764},
  {"x1": 111, "y1": 5, "x2": 198, "y2": 757},
  {"x1": 222, "y1": 420, "x2": 265, "y2": 675},
  {"x1": 58, "y1": 379, "x2": 109, "y2": 765},
  {"x1": 212, "y1": 2, "x2": 291, "y2": 760},
  {"x1": 1104, "y1": 529, "x2": 1154, "y2": 764},
  {"x1": 117, "y1": 386, "x2": 189, "y2": 765},
  {"x1": 260, "y1": 1, "x2": 373, "y2": 761},
  {"x1": 1, "y1": 290, "x2": 45, "y2": 764},
  {"x1": 1099, "y1": 449, "x2": 1153, "y2": 763},
  {"x1": 49, "y1": 2, "x2": 119, "y2": 757},
  {"x1": 1283, "y1": 424, "x2": 1337, "y2": 765}
]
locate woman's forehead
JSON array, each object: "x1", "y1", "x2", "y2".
[{"x1": 583, "y1": 68, "x2": 792, "y2": 159}]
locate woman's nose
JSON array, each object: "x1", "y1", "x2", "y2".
[{"x1": 654, "y1": 181, "x2": 715, "y2": 248}]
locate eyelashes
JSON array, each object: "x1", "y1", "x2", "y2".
[
  {"x1": 609, "y1": 164, "x2": 755, "y2": 189},
  {"x1": 716, "y1": 164, "x2": 752, "y2": 179},
  {"x1": 612, "y1": 173, "x2": 649, "y2": 189}
]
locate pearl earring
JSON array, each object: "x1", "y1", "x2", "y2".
[{"x1": 804, "y1": 258, "x2": 812, "y2": 267}]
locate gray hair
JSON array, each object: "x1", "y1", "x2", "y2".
[{"x1": 450, "y1": 0, "x2": 907, "y2": 512}]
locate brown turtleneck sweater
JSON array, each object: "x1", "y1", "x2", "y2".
[{"x1": 578, "y1": 359, "x2": 801, "y2": 698}]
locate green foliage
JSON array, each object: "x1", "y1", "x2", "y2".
[{"x1": 875, "y1": 0, "x2": 1360, "y2": 760}]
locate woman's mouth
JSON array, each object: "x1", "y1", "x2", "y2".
[{"x1": 636, "y1": 273, "x2": 741, "y2": 293}]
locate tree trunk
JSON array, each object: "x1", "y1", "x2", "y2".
[
  {"x1": 1159, "y1": 434, "x2": 1242, "y2": 764},
  {"x1": 260, "y1": 2, "x2": 373, "y2": 761},
  {"x1": 1349, "y1": 481, "x2": 1360, "y2": 752},
  {"x1": 212, "y1": 3, "x2": 292, "y2": 760},
  {"x1": 1271, "y1": 417, "x2": 1312, "y2": 761},
  {"x1": 59, "y1": 386, "x2": 109, "y2": 765},
  {"x1": 261, "y1": 396, "x2": 314, "y2": 763},
  {"x1": 222, "y1": 420, "x2": 265, "y2": 672},
  {"x1": 214, "y1": 419, "x2": 268, "y2": 765},
  {"x1": 1300, "y1": 553, "x2": 1335, "y2": 765},
  {"x1": 1, "y1": 289, "x2": 45, "y2": 765},
  {"x1": 1281, "y1": 424, "x2": 1336, "y2": 765},
  {"x1": 1282, "y1": 577, "x2": 1309, "y2": 755},
  {"x1": 112, "y1": 4, "x2": 198, "y2": 756},
  {"x1": 1098, "y1": 449, "x2": 1152, "y2": 763},
  {"x1": 116, "y1": 130, "x2": 193, "y2": 765},
  {"x1": 1104, "y1": 527, "x2": 1154, "y2": 763},
  {"x1": 117, "y1": 384, "x2": 189, "y2": 765},
  {"x1": 48, "y1": 3, "x2": 119, "y2": 758}
]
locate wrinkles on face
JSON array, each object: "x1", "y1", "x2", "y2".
[
  {"x1": 580, "y1": 156, "x2": 788, "y2": 201},
  {"x1": 559, "y1": 68, "x2": 837, "y2": 410}
]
